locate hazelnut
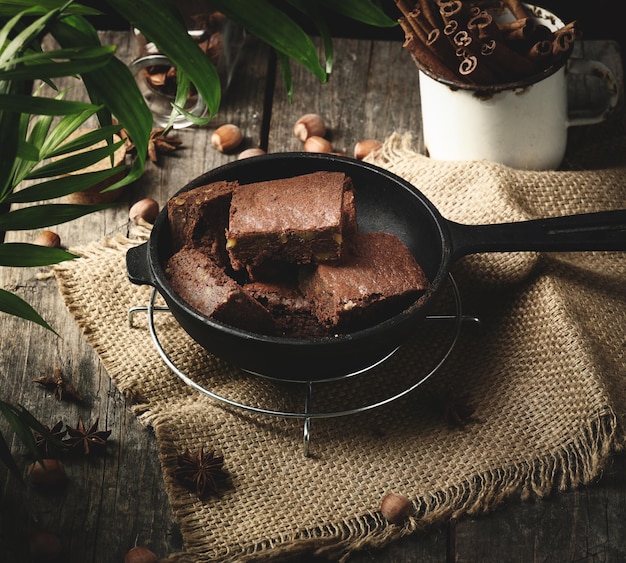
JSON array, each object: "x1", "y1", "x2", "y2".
[
  {"x1": 34, "y1": 230, "x2": 61, "y2": 248},
  {"x1": 211, "y1": 124, "x2": 243, "y2": 153},
  {"x1": 294, "y1": 113, "x2": 326, "y2": 142},
  {"x1": 28, "y1": 459, "x2": 67, "y2": 488},
  {"x1": 124, "y1": 546, "x2": 159, "y2": 563},
  {"x1": 238, "y1": 147, "x2": 266, "y2": 159},
  {"x1": 380, "y1": 492, "x2": 412, "y2": 525},
  {"x1": 354, "y1": 139, "x2": 382, "y2": 160},
  {"x1": 303, "y1": 135, "x2": 332, "y2": 153},
  {"x1": 129, "y1": 197, "x2": 159, "y2": 224},
  {"x1": 29, "y1": 529, "x2": 63, "y2": 560}
]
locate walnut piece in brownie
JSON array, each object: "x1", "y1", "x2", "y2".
[
  {"x1": 226, "y1": 171, "x2": 356, "y2": 272},
  {"x1": 299, "y1": 231, "x2": 429, "y2": 332},
  {"x1": 167, "y1": 180, "x2": 238, "y2": 266},
  {"x1": 165, "y1": 247, "x2": 275, "y2": 335}
]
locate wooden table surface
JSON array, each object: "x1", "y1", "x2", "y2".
[{"x1": 1, "y1": 31, "x2": 624, "y2": 562}]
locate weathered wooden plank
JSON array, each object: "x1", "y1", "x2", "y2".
[{"x1": 268, "y1": 37, "x2": 425, "y2": 157}]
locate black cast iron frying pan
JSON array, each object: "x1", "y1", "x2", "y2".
[{"x1": 126, "y1": 153, "x2": 626, "y2": 381}]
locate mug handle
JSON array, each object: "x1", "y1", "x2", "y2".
[{"x1": 567, "y1": 58, "x2": 619, "y2": 127}]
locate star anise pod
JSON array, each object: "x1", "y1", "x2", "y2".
[
  {"x1": 33, "y1": 367, "x2": 83, "y2": 402},
  {"x1": 114, "y1": 124, "x2": 182, "y2": 163},
  {"x1": 172, "y1": 447, "x2": 227, "y2": 499},
  {"x1": 33, "y1": 420, "x2": 67, "y2": 458},
  {"x1": 64, "y1": 417, "x2": 111, "y2": 456},
  {"x1": 147, "y1": 128, "x2": 183, "y2": 163},
  {"x1": 442, "y1": 393, "x2": 480, "y2": 428}
]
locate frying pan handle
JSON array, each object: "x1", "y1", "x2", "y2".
[
  {"x1": 448, "y1": 209, "x2": 626, "y2": 259},
  {"x1": 126, "y1": 242, "x2": 155, "y2": 286}
]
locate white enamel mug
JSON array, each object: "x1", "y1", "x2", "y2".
[{"x1": 418, "y1": 4, "x2": 619, "y2": 170}]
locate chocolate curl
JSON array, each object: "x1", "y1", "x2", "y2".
[
  {"x1": 468, "y1": 11, "x2": 538, "y2": 80},
  {"x1": 398, "y1": 16, "x2": 459, "y2": 81},
  {"x1": 501, "y1": 0, "x2": 531, "y2": 20}
]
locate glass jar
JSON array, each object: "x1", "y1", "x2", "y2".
[{"x1": 130, "y1": 8, "x2": 245, "y2": 128}]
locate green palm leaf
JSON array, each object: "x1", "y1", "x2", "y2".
[
  {"x1": 0, "y1": 1, "x2": 99, "y2": 18},
  {"x1": 0, "y1": 45, "x2": 116, "y2": 81},
  {"x1": 6, "y1": 168, "x2": 125, "y2": 203},
  {"x1": 199, "y1": 0, "x2": 327, "y2": 83},
  {"x1": 0, "y1": 242, "x2": 77, "y2": 266},
  {"x1": 0, "y1": 288, "x2": 57, "y2": 333},
  {"x1": 49, "y1": 17, "x2": 152, "y2": 188},
  {"x1": 0, "y1": 429, "x2": 22, "y2": 481},
  {"x1": 318, "y1": 0, "x2": 398, "y2": 27},
  {"x1": 0, "y1": 203, "x2": 113, "y2": 231},
  {"x1": 26, "y1": 138, "x2": 125, "y2": 179},
  {"x1": 0, "y1": 401, "x2": 47, "y2": 481},
  {"x1": 0, "y1": 94, "x2": 99, "y2": 115}
]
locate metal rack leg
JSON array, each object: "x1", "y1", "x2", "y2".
[{"x1": 303, "y1": 381, "x2": 313, "y2": 457}]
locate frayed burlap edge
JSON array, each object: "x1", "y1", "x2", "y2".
[{"x1": 156, "y1": 411, "x2": 616, "y2": 563}]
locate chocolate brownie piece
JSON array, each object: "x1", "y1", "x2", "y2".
[
  {"x1": 244, "y1": 281, "x2": 328, "y2": 338},
  {"x1": 226, "y1": 171, "x2": 356, "y2": 271},
  {"x1": 165, "y1": 248, "x2": 275, "y2": 335},
  {"x1": 167, "y1": 180, "x2": 238, "y2": 266},
  {"x1": 299, "y1": 232, "x2": 429, "y2": 332}
]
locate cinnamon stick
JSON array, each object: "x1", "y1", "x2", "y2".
[
  {"x1": 527, "y1": 39, "x2": 553, "y2": 63},
  {"x1": 418, "y1": 0, "x2": 444, "y2": 31},
  {"x1": 552, "y1": 21, "x2": 579, "y2": 56},
  {"x1": 394, "y1": 0, "x2": 578, "y2": 85},
  {"x1": 398, "y1": 17, "x2": 459, "y2": 81},
  {"x1": 395, "y1": 0, "x2": 417, "y2": 17},
  {"x1": 396, "y1": 1, "x2": 461, "y2": 80},
  {"x1": 501, "y1": 0, "x2": 531, "y2": 20},
  {"x1": 467, "y1": 11, "x2": 538, "y2": 80}
]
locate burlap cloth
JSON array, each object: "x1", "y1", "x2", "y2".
[{"x1": 53, "y1": 131, "x2": 626, "y2": 562}]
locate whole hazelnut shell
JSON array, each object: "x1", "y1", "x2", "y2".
[
  {"x1": 34, "y1": 230, "x2": 61, "y2": 248},
  {"x1": 294, "y1": 113, "x2": 326, "y2": 142},
  {"x1": 380, "y1": 492, "x2": 413, "y2": 524},
  {"x1": 124, "y1": 546, "x2": 159, "y2": 563},
  {"x1": 129, "y1": 198, "x2": 159, "y2": 224},
  {"x1": 303, "y1": 135, "x2": 333, "y2": 153},
  {"x1": 354, "y1": 139, "x2": 382, "y2": 160},
  {"x1": 238, "y1": 147, "x2": 266, "y2": 159},
  {"x1": 211, "y1": 124, "x2": 243, "y2": 153},
  {"x1": 28, "y1": 458, "x2": 67, "y2": 488},
  {"x1": 29, "y1": 529, "x2": 63, "y2": 559}
]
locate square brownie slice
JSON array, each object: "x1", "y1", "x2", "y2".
[
  {"x1": 165, "y1": 247, "x2": 275, "y2": 335},
  {"x1": 226, "y1": 171, "x2": 355, "y2": 271},
  {"x1": 299, "y1": 231, "x2": 429, "y2": 332},
  {"x1": 167, "y1": 180, "x2": 238, "y2": 266}
]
